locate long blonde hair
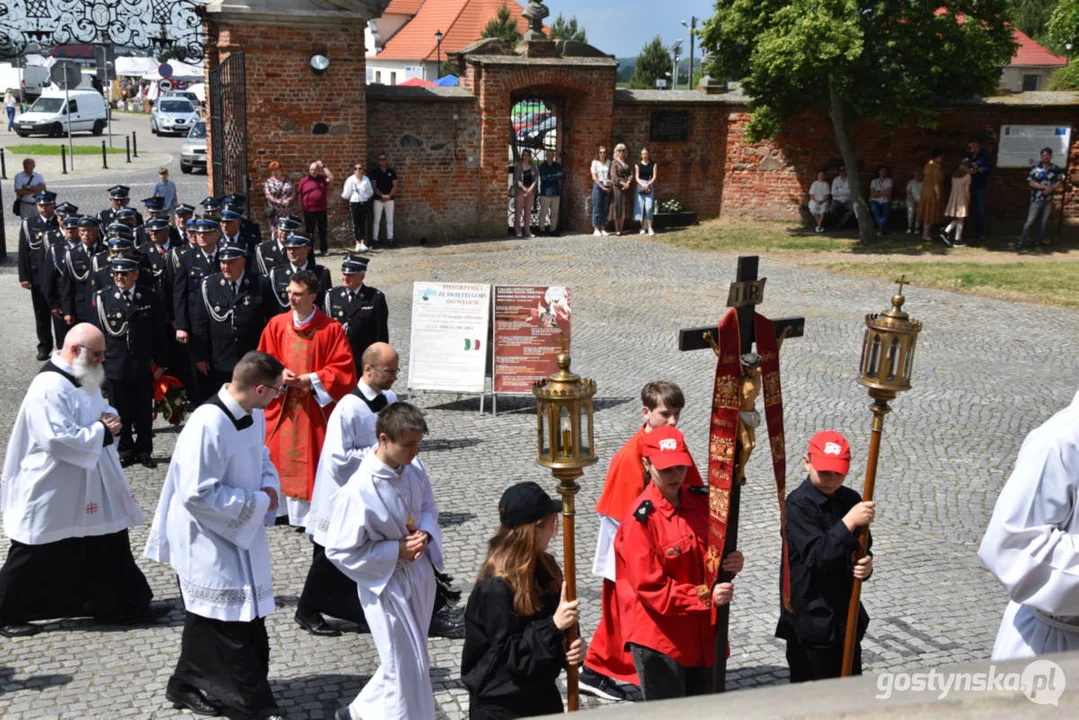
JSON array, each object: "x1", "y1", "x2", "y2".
[
  {"x1": 953, "y1": 158, "x2": 971, "y2": 178},
  {"x1": 478, "y1": 514, "x2": 562, "y2": 616}
]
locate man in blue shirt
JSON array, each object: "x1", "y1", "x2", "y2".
[
  {"x1": 538, "y1": 153, "x2": 564, "y2": 235},
  {"x1": 1016, "y1": 147, "x2": 1062, "y2": 251},
  {"x1": 965, "y1": 140, "x2": 992, "y2": 240}
]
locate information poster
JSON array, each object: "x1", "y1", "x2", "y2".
[
  {"x1": 997, "y1": 125, "x2": 1072, "y2": 168},
  {"x1": 493, "y1": 285, "x2": 572, "y2": 394},
  {"x1": 408, "y1": 282, "x2": 491, "y2": 393}
]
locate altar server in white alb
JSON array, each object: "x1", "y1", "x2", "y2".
[
  {"x1": 144, "y1": 351, "x2": 286, "y2": 720},
  {"x1": 0, "y1": 324, "x2": 156, "y2": 638},
  {"x1": 297, "y1": 342, "x2": 400, "y2": 636},
  {"x1": 324, "y1": 402, "x2": 443, "y2": 720},
  {"x1": 979, "y1": 389, "x2": 1079, "y2": 660}
]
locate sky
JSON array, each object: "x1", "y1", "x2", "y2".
[{"x1": 542, "y1": 0, "x2": 717, "y2": 59}]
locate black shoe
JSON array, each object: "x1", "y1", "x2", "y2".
[
  {"x1": 578, "y1": 667, "x2": 628, "y2": 701},
  {"x1": 294, "y1": 609, "x2": 341, "y2": 637},
  {"x1": 428, "y1": 610, "x2": 464, "y2": 639},
  {"x1": 334, "y1": 706, "x2": 352, "y2": 720},
  {"x1": 35, "y1": 350, "x2": 50, "y2": 361},
  {"x1": 166, "y1": 684, "x2": 222, "y2": 716},
  {"x1": 0, "y1": 623, "x2": 42, "y2": 638},
  {"x1": 139, "y1": 454, "x2": 157, "y2": 469},
  {"x1": 120, "y1": 454, "x2": 138, "y2": 468},
  {"x1": 620, "y1": 682, "x2": 643, "y2": 702},
  {"x1": 97, "y1": 603, "x2": 171, "y2": 626}
]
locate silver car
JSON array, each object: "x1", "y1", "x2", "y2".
[
  {"x1": 151, "y1": 97, "x2": 198, "y2": 136},
  {"x1": 180, "y1": 119, "x2": 207, "y2": 174}
]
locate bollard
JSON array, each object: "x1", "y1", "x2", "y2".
[
  {"x1": 132, "y1": 131, "x2": 138, "y2": 158},
  {"x1": 0, "y1": 147, "x2": 6, "y2": 180},
  {"x1": 126, "y1": 136, "x2": 131, "y2": 164},
  {"x1": 61, "y1": 144, "x2": 68, "y2": 175},
  {"x1": 102, "y1": 141, "x2": 108, "y2": 170}
]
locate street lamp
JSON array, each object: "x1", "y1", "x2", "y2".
[
  {"x1": 532, "y1": 351, "x2": 597, "y2": 711},
  {"x1": 670, "y1": 39, "x2": 683, "y2": 90},
  {"x1": 681, "y1": 16, "x2": 697, "y2": 89},
  {"x1": 435, "y1": 29, "x2": 444, "y2": 78},
  {"x1": 1067, "y1": 42, "x2": 1073, "y2": 66}
]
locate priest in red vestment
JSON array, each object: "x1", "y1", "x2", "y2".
[{"x1": 257, "y1": 269, "x2": 356, "y2": 527}]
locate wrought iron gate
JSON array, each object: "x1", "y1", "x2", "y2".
[
  {"x1": 508, "y1": 96, "x2": 561, "y2": 231},
  {"x1": 209, "y1": 52, "x2": 248, "y2": 202}
]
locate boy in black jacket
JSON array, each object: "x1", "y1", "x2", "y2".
[{"x1": 776, "y1": 431, "x2": 875, "y2": 681}]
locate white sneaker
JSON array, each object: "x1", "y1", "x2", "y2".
[
  {"x1": 355, "y1": 242, "x2": 369, "y2": 252},
  {"x1": 639, "y1": 228, "x2": 646, "y2": 234},
  {"x1": 905, "y1": 228, "x2": 913, "y2": 234},
  {"x1": 529, "y1": 232, "x2": 536, "y2": 238},
  {"x1": 593, "y1": 229, "x2": 602, "y2": 236},
  {"x1": 648, "y1": 227, "x2": 655, "y2": 236},
  {"x1": 601, "y1": 230, "x2": 610, "y2": 236}
]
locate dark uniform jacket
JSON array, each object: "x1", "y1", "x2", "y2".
[
  {"x1": 264, "y1": 261, "x2": 332, "y2": 315},
  {"x1": 775, "y1": 477, "x2": 872, "y2": 648},
  {"x1": 169, "y1": 226, "x2": 189, "y2": 249},
  {"x1": 254, "y1": 238, "x2": 287, "y2": 276},
  {"x1": 44, "y1": 238, "x2": 80, "y2": 313},
  {"x1": 93, "y1": 285, "x2": 167, "y2": 380},
  {"x1": 92, "y1": 250, "x2": 153, "y2": 292},
  {"x1": 461, "y1": 561, "x2": 565, "y2": 719},
  {"x1": 222, "y1": 228, "x2": 261, "y2": 260},
  {"x1": 61, "y1": 242, "x2": 108, "y2": 321},
  {"x1": 190, "y1": 271, "x2": 269, "y2": 373},
  {"x1": 98, "y1": 207, "x2": 144, "y2": 228},
  {"x1": 18, "y1": 214, "x2": 59, "y2": 288},
  {"x1": 323, "y1": 284, "x2": 389, "y2": 370},
  {"x1": 173, "y1": 248, "x2": 220, "y2": 333},
  {"x1": 240, "y1": 218, "x2": 263, "y2": 244},
  {"x1": 140, "y1": 241, "x2": 177, "y2": 321}
]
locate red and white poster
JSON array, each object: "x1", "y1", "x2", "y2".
[{"x1": 493, "y1": 285, "x2": 571, "y2": 394}]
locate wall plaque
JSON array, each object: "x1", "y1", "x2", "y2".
[{"x1": 649, "y1": 111, "x2": 690, "y2": 142}]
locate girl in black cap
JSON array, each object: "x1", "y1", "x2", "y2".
[{"x1": 461, "y1": 482, "x2": 584, "y2": 719}]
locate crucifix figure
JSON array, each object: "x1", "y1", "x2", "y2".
[{"x1": 678, "y1": 255, "x2": 804, "y2": 692}]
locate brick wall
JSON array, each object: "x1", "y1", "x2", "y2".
[{"x1": 365, "y1": 87, "x2": 482, "y2": 242}]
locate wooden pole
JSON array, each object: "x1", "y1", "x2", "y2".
[
  {"x1": 556, "y1": 469, "x2": 582, "y2": 711},
  {"x1": 841, "y1": 398, "x2": 889, "y2": 675}
]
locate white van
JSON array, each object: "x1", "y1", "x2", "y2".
[{"x1": 13, "y1": 89, "x2": 108, "y2": 137}]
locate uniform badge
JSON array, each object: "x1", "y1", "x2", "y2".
[
  {"x1": 220, "y1": 278, "x2": 226, "y2": 286},
  {"x1": 338, "y1": 311, "x2": 344, "y2": 317},
  {"x1": 634, "y1": 500, "x2": 654, "y2": 523},
  {"x1": 114, "y1": 292, "x2": 121, "y2": 299},
  {"x1": 110, "y1": 321, "x2": 116, "y2": 328},
  {"x1": 243, "y1": 296, "x2": 250, "y2": 305},
  {"x1": 214, "y1": 305, "x2": 221, "y2": 312}
]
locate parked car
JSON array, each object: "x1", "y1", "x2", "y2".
[
  {"x1": 162, "y1": 90, "x2": 201, "y2": 109},
  {"x1": 516, "y1": 114, "x2": 557, "y2": 146},
  {"x1": 513, "y1": 109, "x2": 552, "y2": 134},
  {"x1": 151, "y1": 97, "x2": 198, "y2": 136},
  {"x1": 180, "y1": 119, "x2": 207, "y2": 174},
  {"x1": 13, "y1": 89, "x2": 108, "y2": 137}
]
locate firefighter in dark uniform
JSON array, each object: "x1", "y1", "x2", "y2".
[
  {"x1": 61, "y1": 217, "x2": 108, "y2": 326},
  {"x1": 190, "y1": 241, "x2": 269, "y2": 391},
  {"x1": 324, "y1": 253, "x2": 389, "y2": 377},
  {"x1": 43, "y1": 209, "x2": 82, "y2": 349},
  {"x1": 136, "y1": 196, "x2": 169, "y2": 245},
  {"x1": 199, "y1": 196, "x2": 223, "y2": 220},
  {"x1": 264, "y1": 231, "x2": 332, "y2": 315},
  {"x1": 94, "y1": 230, "x2": 140, "y2": 291},
  {"x1": 256, "y1": 214, "x2": 299, "y2": 275},
  {"x1": 98, "y1": 185, "x2": 144, "y2": 229},
  {"x1": 18, "y1": 191, "x2": 60, "y2": 360},
  {"x1": 173, "y1": 217, "x2": 222, "y2": 406},
  {"x1": 93, "y1": 254, "x2": 167, "y2": 468},
  {"x1": 222, "y1": 194, "x2": 263, "y2": 244},
  {"x1": 220, "y1": 207, "x2": 261, "y2": 260},
  {"x1": 170, "y1": 203, "x2": 196, "y2": 248}
]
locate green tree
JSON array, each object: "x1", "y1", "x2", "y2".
[
  {"x1": 699, "y1": 1, "x2": 1016, "y2": 244},
  {"x1": 1047, "y1": 0, "x2": 1079, "y2": 49},
  {"x1": 482, "y1": 3, "x2": 522, "y2": 45},
  {"x1": 629, "y1": 36, "x2": 673, "y2": 89},
  {"x1": 1009, "y1": 0, "x2": 1059, "y2": 46},
  {"x1": 439, "y1": 60, "x2": 459, "y2": 78},
  {"x1": 1049, "y1": 63, "x2": 1079, "y2": 89},
  {"x1": 550, "y1": 13, "x2": 588, "y2": 43}
]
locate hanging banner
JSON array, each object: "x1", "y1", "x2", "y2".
[
  {"x1": 407, "y1": 282, "x2": 491, "y2": 393},
  {"x1": 493, "y1": 285, "x2": 572, "y2": 394}
]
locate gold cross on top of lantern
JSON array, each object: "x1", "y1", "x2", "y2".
[
  {"x1": 858, "y1": 275, "x2": 923, "y2": 403},
  {"x1": 532, "y1": 351, "x2": 598, "y2": 477}
]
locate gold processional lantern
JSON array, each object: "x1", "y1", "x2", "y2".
[
  {"x1": 843, "y1": 277, "x2": 922, "y2": 676},
  {"x1": 532, "y1": 352, "x2": 597, "y2": 711}
]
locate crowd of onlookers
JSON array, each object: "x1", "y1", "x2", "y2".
[{"x1": 805, "y1": 140, "x2": 1064, "y2": 249}]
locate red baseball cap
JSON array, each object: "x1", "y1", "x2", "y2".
[
  {"x1": 642, "y1": 426, "x2": 694, "y2": 470},
  {"x1": 807, "y1": 431, "x2": 851, "y2": 474}
]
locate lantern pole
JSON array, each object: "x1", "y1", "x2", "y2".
[{"x1": 555, "y1": 465, "x2": 583, "y2": 710}]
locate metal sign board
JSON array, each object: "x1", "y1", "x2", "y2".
[
  {"x1": 95, "y1": 45, "x2": 117, "y2": 82},
  {"x1": 997, "y1": 125, "x2": 1073, "y2": 168},
  {"x1": 159, "y1": 63, "x2": 174, "y2": 79},
  {"x1": 159, "y1": 79, "x2": 173, "y2": 92},
  {"x1": 49, "y1": 61, "x2": 82, "y2": 90}
]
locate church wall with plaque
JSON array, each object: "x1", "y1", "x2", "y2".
[{"x1": 649, "y1": 111, "x2": 691, "y2": 143}]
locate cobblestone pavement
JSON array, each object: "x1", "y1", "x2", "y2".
[{"x1": 1, "y1": 234, "x2": 1078, "y2": 719}]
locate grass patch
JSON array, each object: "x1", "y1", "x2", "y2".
[
  {"x1": 826, "y1": 261, "x2": 1079, "y2": 309},
  {"x1": 5, "y1": 144, "x2": 126, "y2": 156},
  {"x1": 657, "y1": 218, "x2": 852, "y2": 253}
]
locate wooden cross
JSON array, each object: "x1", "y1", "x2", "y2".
[{"x1": 678, "y1": 255, "x2": 804, "y2": 693}]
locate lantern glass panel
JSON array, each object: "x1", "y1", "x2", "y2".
[
  {"x1": 886, "y1": 337, "x2": 899, "y2": 382},
  {"x1": 538, "y1": 404, "x2": 549, "y2": 457},
  {"x1": 558, "y1": 406, "x2": 572, "y2": 458},
  {"x1": 579, "y1": 403, "x2": 591, "y2": 455},
  {"x1": 867, "y1": 333, "x2": 881, "y2": 377},
  {"x1": 902, "y1": 339, "x2": 916, "y2": 383},
  {"x1": 859, "y1": 329, "x2": 869, "y2": 377}
]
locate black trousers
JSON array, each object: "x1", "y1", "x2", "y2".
[
  {"x1": 298, "y1": 541, "x2": 365, "y2": 623},
  {"x1": 170, "y1": 611, "x2": 277, "y2": 720},
  {"x1": 30, "y1": 285, "x2": 55, "y2": 354},
  {"x1": 305, "y1": 209, "x2": 329, "y2": 254},
  {"x1": 349, "y1": 201, "x2": 369, "y2": 244},
  {"x1": 629, "y1": 643, "x2": 711, "y2": 701},
  {"x1": 187, "y1": 355, "x2": 215, "y2": 407},
  {"x1": 785, "y1": 639, "x2": 862, "y2": 683},
  {"x1": 0, "y1": 530, "x2": 153, "y2": 625},
  {"x1": 52, "y1": 314, "x2": 70, "y2": 349},
  {"x1": 107, "y1": 366, "x2": 154, "y2": 458}
]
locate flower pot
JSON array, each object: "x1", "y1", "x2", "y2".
[{"x1": 652, "y1": 211, "x2": 698, "y2": 231}]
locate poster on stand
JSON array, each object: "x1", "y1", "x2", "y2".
[
  {"x1": 493, "y1": 285, "x2": 571, "y2": 394},
  {"x1": 997, "y1": 125, "x2": 1072, "y2": 168},
  {"x1": 407, "y1": 282, "x2": 491, "y2": 393}
]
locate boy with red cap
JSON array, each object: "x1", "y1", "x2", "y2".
[
  {"x1": 613, "y1": 426, "x2": 742, "y2": 700},
  {"x1": 580, "y1": 382, "x2": 703, "y2": 701},
  {"x1": 776, "y1": 431, "x2": 875, "y2": 682}
]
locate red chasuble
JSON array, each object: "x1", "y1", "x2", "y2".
[{"x1": 257, "y1": 310, "x2": 357, "y2": 502}]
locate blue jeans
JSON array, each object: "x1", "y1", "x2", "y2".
[
  {"x1": 969, "y1": 186, "x2": 988, "y2": 237},
  {"x1": 1018, "y1": 200, "x2": 1052, "y2": 246},
  {"x1": 6, "y1": 106, "x2": 14, "y2": 131},
  {"x1": 870, "y1": 201, "x2": 890, "y2": 229},
  {"x1": 591, "y1": 185, "x2": 611, "y2": 229},
  {"x1": 635, "y1": 190, "x2": 654, "y2": 221}
]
